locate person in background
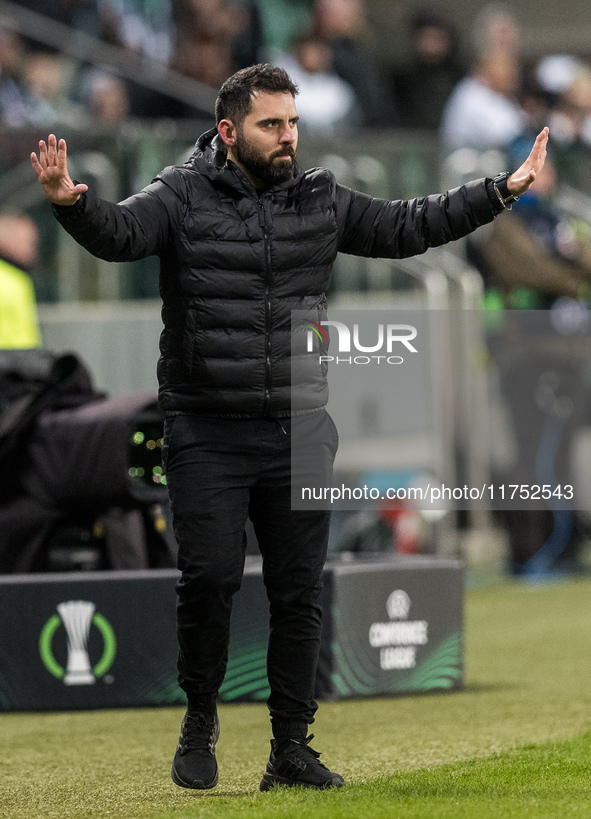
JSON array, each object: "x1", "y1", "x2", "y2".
[
  {"x1": 440, "y1": 3, "x2": 525, "y2": 154},
  {"x1": 481, "y1": 153, "x2": 591, "y2": 306},
  {"x1": 0, "y1": 211, "x2": 41, "y2": 349},
  {"x1": 544, "y1": 61, "x2": 591, "y2": 192},
  {"x1": 440, "y1": 49, "x2": 525, "y2": 154},
  {"x1": 314, "y1": 0, "x2": 395, "y2": 127},
  {"x1": 86, "y1": 72, "x2": 130, "y2": 123},
  {"x1": 22, "y1": 52, "x2": 82, "y2": 126},
  {"x1": 476, "y1": 71, "x2": 591, "y2": 306},
  {"x1": 471, "y1": 3, "x2": 521, "y2": 62},
  {"x1": 169, "y1": 0, "x2": 240, "y2": 88},
  {"x1": 18, "y1": 0, "x2": 124, "y2": 47},
  {"x1": 117, "y1": 0, "x2": 173, "y2": 65},
  {"x1": 392, "y1": 11, "x2": 463, "y2": 130},
  {"x1": 0, "y1": 29, "x2": 35, "y2": 128},
  {"x1": 253, "y1": 0, "x2": 313, "y2": 60},
  {"x1": 231, "y1": 0, "x2": 264, "y2": 71}
]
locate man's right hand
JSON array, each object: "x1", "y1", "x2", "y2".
[{"x1": 30, "y1": 134, "x2": 88, "y2": 206}]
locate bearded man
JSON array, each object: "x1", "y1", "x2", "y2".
[{"x1": 31, "y1": 63, "x2": 547, "y2": 792}]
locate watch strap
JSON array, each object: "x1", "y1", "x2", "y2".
[{"x1": 492, "y1": 172, "x2": 519, "y2": 210}]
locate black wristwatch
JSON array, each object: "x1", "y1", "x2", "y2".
[{"x1": 492, "y1": 172, "x2": 520, "y2": 210}]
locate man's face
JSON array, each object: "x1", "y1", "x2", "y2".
[{"x1": 232, "y1": 91, "x2": 299, "y2": 187}]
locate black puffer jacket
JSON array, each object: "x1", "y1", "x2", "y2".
[{"x1": 53, "y1": 128, "x2": 502, "y2": 416}]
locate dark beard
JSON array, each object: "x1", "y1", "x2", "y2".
[{"x1": 234, "y1": 132, "x2": 296, "y2": 187}]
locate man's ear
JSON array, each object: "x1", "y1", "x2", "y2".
[{"x1": 217, "y1": 119, "x2": 236, "y2": 147}]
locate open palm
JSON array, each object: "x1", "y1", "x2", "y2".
[
  {"x1": 30, "y1": 134, "x2": 88, "y2": 206},
  {"x1": 508, "y1": 127, "x2": 549, "y2": 196}
]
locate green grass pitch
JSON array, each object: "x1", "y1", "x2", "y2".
[{"x1": 2, "y1": 575, "x2": 591, "y2": 818}]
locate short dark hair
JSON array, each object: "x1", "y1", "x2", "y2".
[{"x1": 215, "y1": 64, "x2": 298, "y2": 125}]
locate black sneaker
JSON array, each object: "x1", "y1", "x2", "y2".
[
  {"x1": 260, "y1": 734, "x2": 345, "y2": 791},
  {"x1": 171, "y1": 710, "x2": 220, "y2": 790}
]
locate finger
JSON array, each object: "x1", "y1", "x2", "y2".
[
  {"x1": 30, "y1": 152, "x2": 43, "y2": 179},
  {"x1": 535, "y1": 141, "x2": 547, "y2": 171},
  {"x1": 73, "y1": 183, "x2": 88, "y2": 195},
  {"x1": 38, "y1": 139, "x2": 48, "y2": 170},
  {"x1": 57, "y1": 138, "x2": 68, "y2": 170},
  {"x1": 536, "y1": 128, "x2": 549, "y2": 149},
  {"x1": 47, "y1": 133, "x2": 58, "y2": 165},
  {"x1": 530, "y1": 132, "x2": 548, "y2": 160},
  {"x1": 526, "y1": 133, "x2": 548, "y2": 174}
]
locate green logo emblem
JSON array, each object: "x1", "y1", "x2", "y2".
[{"x1": 39, "y1": 601, "x2": 117, "y2": 685}]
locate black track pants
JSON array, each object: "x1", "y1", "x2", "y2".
[{"x1": 163, "y1": 411, "x2": 337, "y2": 723}]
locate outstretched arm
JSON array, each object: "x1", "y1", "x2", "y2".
[
  {"x1": 336, "y1": 129, "x2": 550, "y2": 259},
  {"x1": 30, "y1": 134, "x2": 88, "y2": 206},
  {"x1": 31, "y1": 134, "x2": 184, "y2": 262}
]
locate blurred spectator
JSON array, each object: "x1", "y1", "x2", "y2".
[
  {"x1": 536, "y1": 54, "x2": 581, "y2": 99},
  {"x1": 118, "y1": 0, "x2": 173, "y2": 63},
  {"x1": 479, "y1": 107, "x2": 589, "y2": 577},
  {"x1": 441, "y1": 2, "x2": 525, "y2": 152},
  {"x1": 392, "y1": 11, "x2": 463, "y2": 130},
  {"x1": 0, "y1": 30, "x2": 70, "y2": 127},
  {"x1": 276, "y1": 33, "x2": 358, "y2": 133},
  {"x1": 480, "y1": 147, "x2": 591, "y2": 307},
  {"x1": 85, "y1": 72, "x2": 130, "y2": 123},
  {"x1": 254, "y1": 0, "x2": 312, "y2": 59},
  {"x1": 231, "y1": 1, "x2": 264, "y2": 70},
  {"x1": 19, "y1": 0, "x2": 125, "y2": 48},
  {"x1": 314, "y1": 0, "x2": 395, "y2": 127},
  {"x1": 315, "y1": 0, "x2": 363, "y2": 38},
  {"x1": 170, "y1": 0, "x2": 243, "y2": 87},
  {"x1": 0, "y1": 29, "x2": 33, "y2": 127},
  {"x1": 544, "y1": 62, "x2": 591, "y2": 192},
  {"x1": 22, "y1": 52, "x2": 83, "y2": 126},
  {"x1": 471, "y1": 3, "x2": 521, "y2": 60},
  {"x1": 0, "y1": 211, "x2": 41, "y2": 349},
  {"x1": 20, "y1": 0, "x2": 172, "y2": 78},
  {"x1": 22, "y1": 53, "x2": 61, "y2": 124},
  {"x1": 440, "y1": 50, "x2": 525, "y2": 153}
]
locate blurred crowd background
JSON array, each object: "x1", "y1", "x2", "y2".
[
  {"x1": 2, "y1": 0, "x2": 591, "y2": 305},
  {"x1": 2, "y1": 0, "x2": 591, "y2": 141},
  {"x1": 1, "y1": 0, "x2": 591, "y2": 307}
]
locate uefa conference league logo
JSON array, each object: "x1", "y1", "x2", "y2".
[
  {"x1": 39, "y1": 600, "x2": 117, "y2": 685},
  {"x1": 369, "y1": 589, "x2": 428, "y2": 670}
]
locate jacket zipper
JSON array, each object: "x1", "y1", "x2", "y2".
[{"x1": 259, "y1": 197, "x2": 272, "y2": 414}]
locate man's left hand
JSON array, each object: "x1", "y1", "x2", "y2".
[{"x1": 507, "y1": 127, "x2": 549, "y2": 196}]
